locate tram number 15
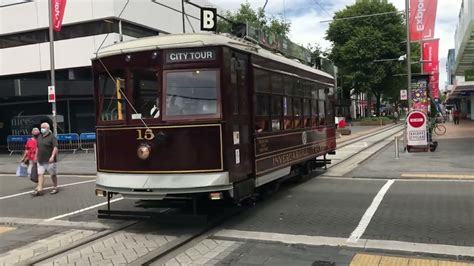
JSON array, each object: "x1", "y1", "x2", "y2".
[{"x1": 136, "y1": 129, "x2": 155, "y2": 140}]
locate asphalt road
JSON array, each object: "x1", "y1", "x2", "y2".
[{"x1": 221, "y1": 176, "x2": 474, "y2": 247}]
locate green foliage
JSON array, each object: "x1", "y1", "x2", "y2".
[
  {"x1": 326, "y1": 1, "x2": 406, "y2": 115},
  {"x1": 216, "y1": 2, "x2": 290, "y2": 38}
]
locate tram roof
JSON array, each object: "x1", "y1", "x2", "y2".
[{"x1": 94, "y1": 33, "x2": 334, "y2": 80}]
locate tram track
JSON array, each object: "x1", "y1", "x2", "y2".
[{"x1": 28, "y1": 206, "x2": 242, "y2": 265}]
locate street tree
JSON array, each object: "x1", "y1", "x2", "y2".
[
  {"x1": 216, "y1": 2, "x2": 290, "y2": 38},
  {"x1": 326, "y1": 1, "x2": 405, "y2": 116}
]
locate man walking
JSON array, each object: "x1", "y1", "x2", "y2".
[{"x1": 32, "y1": 122, "x2": 59, "y2": 196}]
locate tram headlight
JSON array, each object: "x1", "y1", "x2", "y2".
[{"x1": 137, "y1": 144, "x2": 151, "y2": 160}]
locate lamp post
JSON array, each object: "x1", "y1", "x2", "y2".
[{"x1": 405, "y1": 0, "x2": 412, "y2": 110}]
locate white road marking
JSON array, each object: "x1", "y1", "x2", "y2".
[
  {"x1": 0, "y1": 174, "x2": 95, "y2": 178},
  {"x1": 347, "y1": 179, "x2": 395, "y2": 243},
  {"x1": 44, "y1": 197, "x2": 124, "y2": 221},
  {"x1": 0, "y1": 180, "x2": 95, "y2": 200},
  {"x1": 214, "y1": 229, "x2": 474, "y2": 257}
]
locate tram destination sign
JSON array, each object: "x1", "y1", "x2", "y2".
[{"x1": 165, "y1": 49, "x2": 216, "y2": 64}]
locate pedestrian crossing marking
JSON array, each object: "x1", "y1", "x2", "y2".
[
  {"x1": 0, "y1": 226, "x2": 15, "y2": 234},
  {"x1": 351, "y1": 254, "x2": 474, "y2": 266},
  {"x1": 401, "y1": 173, "x2": 474, "y2": 179}
]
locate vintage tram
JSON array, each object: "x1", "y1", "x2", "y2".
[{"x1": 92, "y1": 33, "x2": 336, "y2": 207}]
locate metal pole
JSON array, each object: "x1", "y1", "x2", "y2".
[
  {"x1": 405, "y1": 0, "x2": 412, "y2": 111},
  {"x1": 394, "y1": 135, "x2": 399, "y2": 159},
  {"x1": 181, "y1": 0, "x2": 186, "y2": 33},
  {"x1": 48, "y1": 0, "x2": 58, "y2": 136}
]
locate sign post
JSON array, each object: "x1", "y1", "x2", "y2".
[{"x1": 406, "y1": 110, "x2": 428, "y2": 152}]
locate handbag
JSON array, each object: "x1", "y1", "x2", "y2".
[
  {"x1": 30, "y1": 162, "x2": 38, "y2": 183},
  {"x1": 16, "y1": 163, "x2": 27, "y2": 177}
]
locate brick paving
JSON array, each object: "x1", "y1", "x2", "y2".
[
  {"x1": 159, "y1": 239, "x2": 242, "y2": 266},
  {"x1": 0, "y1": 229, "x2": 97, "y2": 266},
  {"x1": 38, "y1": 230, "x2": 177, "y2": 265}
]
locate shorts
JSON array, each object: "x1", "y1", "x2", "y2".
[{"x1": 37, "y1": 162, "x2": 57, "y2": 176}]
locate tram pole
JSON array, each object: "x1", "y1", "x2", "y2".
[{"x1": 48, "y1": 0, "x2": 58, "y2": 136}]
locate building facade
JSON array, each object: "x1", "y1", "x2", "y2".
[{"x1": 0, "y1": 0, "x2": 208, "y2": 148}]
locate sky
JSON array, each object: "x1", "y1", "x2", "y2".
[{"x1": 206, "y1": 0, "x2": 462, "y2": 91}]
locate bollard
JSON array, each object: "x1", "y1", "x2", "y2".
[{"x1": 394, "y1": 135, "x2": 399, "y2": 159}]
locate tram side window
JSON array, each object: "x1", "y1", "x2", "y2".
[
  {"x1": 254, "y1": 69, "x2": 271, "y2": 132},
  {"x1": 311, "y1": 99, "x2": 319, "y2": 126},
  {"x1": 271, "y1": 95, "x2": 282, "y2": 131},
  {"x1": 132, "y1": 69, "x2": 159, "y2": 119},
  {"x1": 318, "y1": 100, "x2": 326, "y2": 125},
  {"x1": 99, "y1": 72, "x2": 126, "y2": 121},
  {"x1": 164, "y1": 70, "x2": 219, "y2": 119}
]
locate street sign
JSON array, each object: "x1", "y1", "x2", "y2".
[
  {"x1": 406, "y1": 110, "x2": 427, "y2": 147},
  {"x1": 400, "y1": 89, "x2": 407, "y2": 100},
  {"x1": 48, "y1": 85, "x2": 56, "y2": 103},
  {"x1": 200, "y1": 7, "x2": 217, "y2": 32}
]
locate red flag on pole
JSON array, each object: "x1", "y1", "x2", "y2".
[
  {"x1": 409, "y1": 0, "x2": 437, "y2": 41},
  {"x1": 52, "y1": 0, "x2": 67, "y2": 32},
  {"x1": 422, "y1": 39, "x2": 439, "y2": 74}
]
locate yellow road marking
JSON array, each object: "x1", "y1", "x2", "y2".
[
  {"x1": 351, "y1": 254, "x2": 474, "y2": 266},
  {"x1": 0, "y1": 226, "x2": 15, "y2": 234},
  {"x1": 401, "y1": 173, "x2": 474, "y2": 179}
]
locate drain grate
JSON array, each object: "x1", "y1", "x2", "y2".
[{"x1": 312, "y1": 261, "x2": 336, "y2": 266}]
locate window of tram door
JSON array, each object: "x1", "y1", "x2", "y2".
[
  {"x1": 270, "y1": 74, "x2": 284, "y2": 131},
  {"x1": 293, "y1": 80, "x2": 304, "y2": 128},
  {"x1": 318, "y1": 88, "x2": 326, "y2": 125},
  {"x1": 164, "y1": 69, "x2": 219, "y2": 120},
  {"x1": 302, "y1": 81, "x2": 312, "y2": 128},
  {"x1": 98, "y1": 71, "x2": 126, "y2": 121},
  {"x1": 132, "y1": 69, "x2": 160, "y2": 119},
  {"x1": 283, "y1": 76, "x2": 295, "y2": 129},
  {"x1": 311, "y1": 86, "x2": 319, "y2": 126},
  {"x1": 254, "y1": 69, "x2": 271, "y2": 132}
]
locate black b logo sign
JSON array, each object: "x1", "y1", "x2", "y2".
[{"x1": 201, "y1": 8, "x2": 217, "y2": 32}]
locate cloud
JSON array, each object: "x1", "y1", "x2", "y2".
[{"x1": 206, "y1": 0, "x2": 462, "y2": 90}]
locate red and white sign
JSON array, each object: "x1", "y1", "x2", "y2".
[
  {"x1": 48, "y1": 86, "x2": 56, "y2": 103},
  {"x1": 409, "y1": 0, "x2": 438, "y2": 41},
  {"x1": 400, "y1": 89, "x2": 408, "y2": 100},
  {"x1": 406, "y1": 110, "x2": 427, "y2": 146},
  {"x1": 422, "y1": 39, "x2": 439, "y2": 74},
  {"x1": 52, "y1": 0, "x2": 67, "y2": 32}
]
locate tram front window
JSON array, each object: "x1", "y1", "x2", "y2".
[
  {"x1": 99, "y1": 72, "x2": 126, "y2": 121},
  {"x1": 164, "y1": 69, "x2": 219, "y2": 119},
  {"x1": 132, "y1": 69, "x2": 160, "y2": 119}
]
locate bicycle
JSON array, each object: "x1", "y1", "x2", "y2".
[{"x1": 433, "y1": 122, "x2": 446, "y2": 136}]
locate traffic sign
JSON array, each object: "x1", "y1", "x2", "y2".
[
  {"x1": 48, "y1": 86, "x2": 56, "y2": 103},
  {"x1": 400, "y1": 89, "x2": 407, "y2": 100},
  {"x1": 406, "y1": 110, "x2": 427, "y2": 147},
  {"x1": 407, "y1": 111, "x2": 425, "y2": 128}
]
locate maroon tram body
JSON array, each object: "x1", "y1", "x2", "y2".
[{"x1": 92, "y1": 33, "x2": 336, "y2": 204}]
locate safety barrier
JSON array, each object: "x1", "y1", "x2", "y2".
[
  {"x1": 6, "y1": 135, "x2": 30, "y2": 155},
  {"x1": 79, "y1": 133, "x2": 96, "y2": 153},
  {"x1": 57, "y1": 133, "x2": 80, "y2": 154},
  {"x1": 6, "y1": 133, "x2": 96, "y2": 155}
]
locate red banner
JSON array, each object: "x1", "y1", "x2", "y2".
[
  {"x1": 52, "y1": 0, "x2": 67, "y2": 32},
  {"x1": 429, "y1": 73, "x2": 439, "y2": 99},
  {"x1": 409, "y1": 0, "x2": 437, "y2": 41},
  {"x1": 422, "y1": 39, "x2": 439, "y2": 74}
]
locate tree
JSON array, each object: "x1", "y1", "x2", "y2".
[
  {"x1": 326, "y1": 1, "x2": 406, "y2": 116},
  {"x1": 216, "y1": 2, "x2": 290, "y2": 38}
]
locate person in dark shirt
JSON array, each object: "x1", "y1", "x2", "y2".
[{"x1": 32, "y1": 122, "x2": 59, "y2": 196}]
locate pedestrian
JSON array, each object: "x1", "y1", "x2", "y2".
[
  {"x1": 393, "y1": 110, "x2": 399, "y2": 124},
  {"x1": 31, "y1": 122, "x2": 59, "y2": 196},
  {"x1": 453, "y1": 109, "x2": 460, "y2": 125},
  {"x1": 21, "y1": 128, "x2": 40, "y2": 177}
]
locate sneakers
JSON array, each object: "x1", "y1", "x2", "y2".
[{"x1": 50, "y1": 188, "x2": 59, "y2": 194}]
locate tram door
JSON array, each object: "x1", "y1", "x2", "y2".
[{"x1": 226, "y1": 50, "x2": 253, "y2": 186}]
